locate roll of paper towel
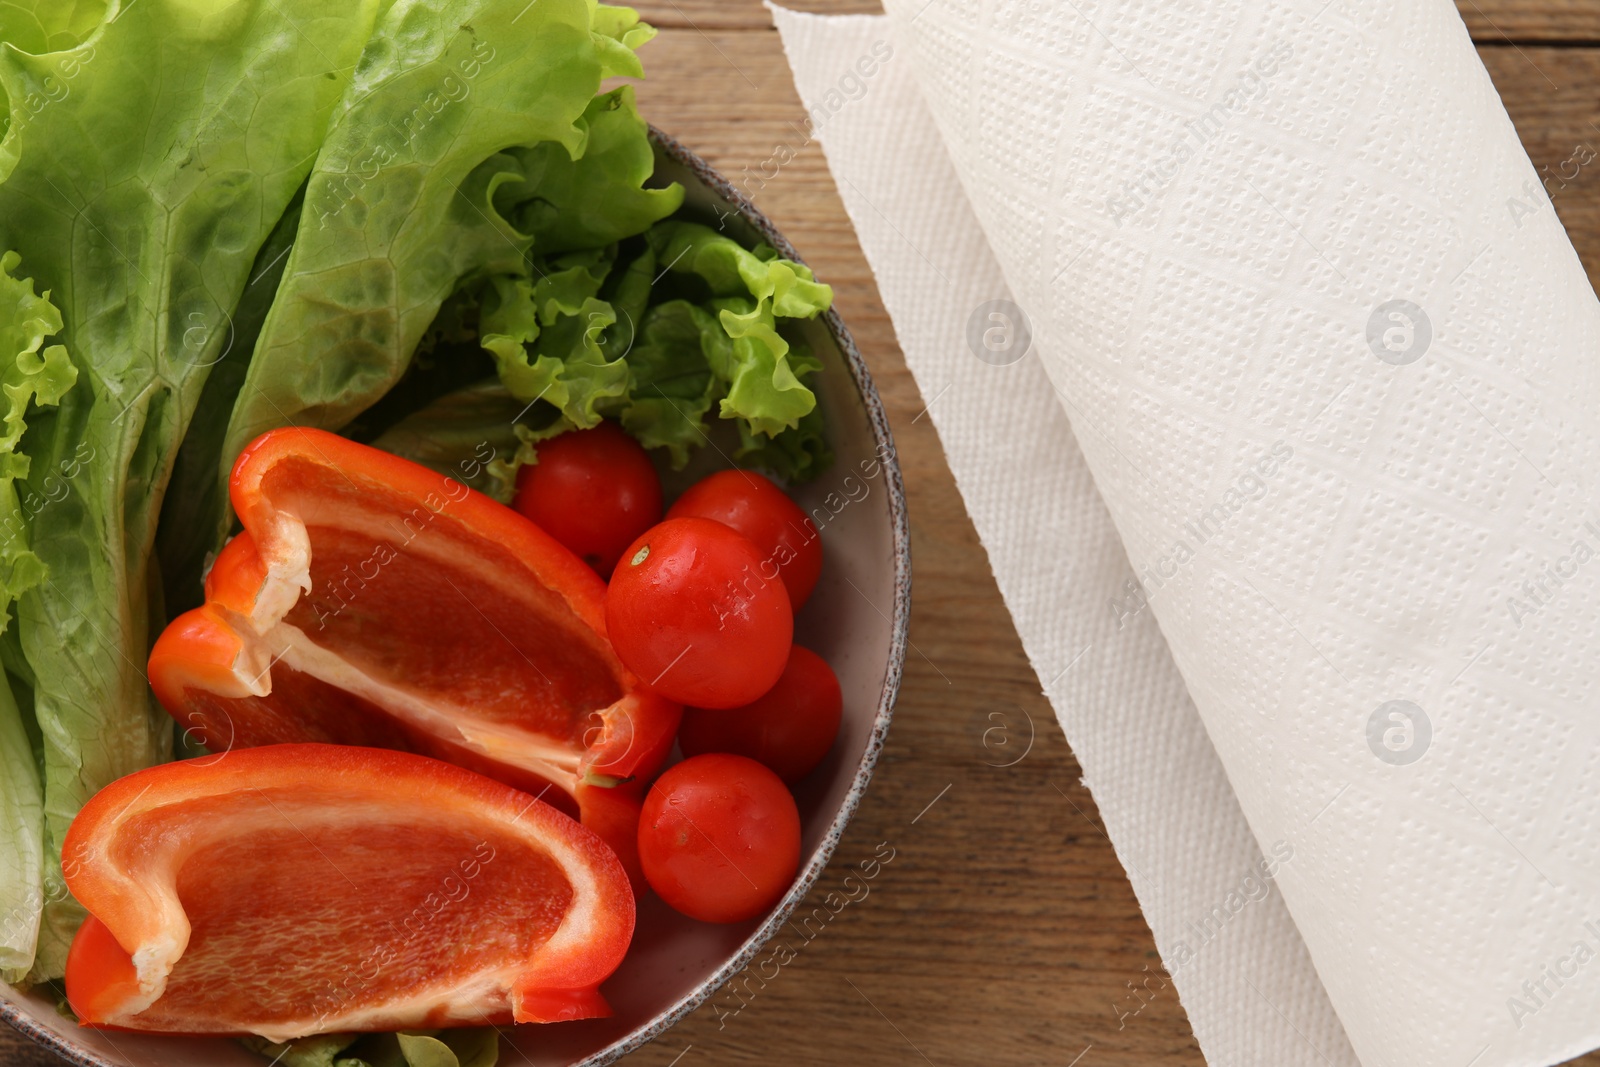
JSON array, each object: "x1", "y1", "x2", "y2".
[{"x1": 771, "y1": 2, "x2": 1600, "y2": 1065}]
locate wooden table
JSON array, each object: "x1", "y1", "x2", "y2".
[{"x1": 5, "y1": 3, "x2": 1600, "y2": 1065}]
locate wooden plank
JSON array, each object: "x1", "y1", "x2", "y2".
[
  {"x1": 633, "y1": 0, "x2": 1600, "y2": 41},
  {"x1": 633, "y1": 0, "x2": 878, "y2": 31},
  {"x1": 1460, "y1": 0, "x2": 1600, "y2": 41},
  {"x1": 1483, "y1": 46, "x2": 1600, "y2": 297}
]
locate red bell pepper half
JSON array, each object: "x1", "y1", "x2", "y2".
[
  {"x1": 148, "y1": 428, "x2": 680, "y2": 879},
  {"x1": 62, "y1": 744, "x2": 634, "y2": 1039}
]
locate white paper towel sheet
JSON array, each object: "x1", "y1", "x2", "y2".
[{"x1": 770, "y1": 3, "x2": 1600, "y2": 1066}]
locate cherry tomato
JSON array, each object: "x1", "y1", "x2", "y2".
[
  {"x1": 666, "y1": 469, "x2": 822, "y2": 609},
  {"x1": 678, "y1": 645, "x2": 841, "y2": 784},
  {"x1": 513, "y1": 421, "x2": 662, "y2": 577},
  {"x1": 638, "y1": 753, "x2": 801, "y2": 923},
  {"x1": 606, "y1": 517, "x2": 792, "y2": 709}
]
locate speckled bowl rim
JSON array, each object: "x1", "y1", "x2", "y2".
[{"x1": 1, "y1": 128, "x2": 911, "y2": 1067}]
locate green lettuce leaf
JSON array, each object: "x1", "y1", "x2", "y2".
[
  {"x1": 480, "y1": 246, "x2": 633, "y2": 444},
  {"x1": 646, "y1": 222, "x2": 831, "y2": 437},
  {"x1": 493, "y1": 85, "x2": 684, "y2": 256},
  {"x1": 457, "y1": 96, "x2": 836, "y2": 480},
  {"x1": 368, "y1": 378, "x2": 526, "y2": 502},
  {"x1": 244, "y1": 1028, "x2": 498, "y2": 1067},
  {"x1": 365, "y1": 81, "x2": 687, "y2": 482},
  {"x1": 470, "y1": 218, "x2": 835, "y2": 482},
  {"x1": 0, "y1": 0, "x2": 384, "y2": 979},
  {"x1": 0, "y1": 2, "x2": 103, "y2": 63},
  {"x1": 617, "y1": 298, "x2": 722, "y2": 466},
  {"x1": 155, "y1": 184, "x2": 306, "y2": 616},
  {"x1": 0, "y1": 251, "x2": 74, "y2": 612},
  {"x1": 588, "y1": 4, "x2": 656, "y2": 79},
  {"x1": 0, "y1": 668, "x2": 41, "y2": 984},
  {"x1": 735, "y1": 404, "x2": 832, "y2": 483},
  {"x1": 336, "y1": 286, "x2": 496, "y2": 448},
  {"x1": 0, "y1": 251, "x2": 71, "y2": 982},
  {"x1": 388, "y1": 1032, "x2": 497, "y2": 1067},
  {"x1": 220, "y1": 0, "x2": 654, "y2": 484},
  {"x1": 241, "y1": 1034, "x2": 361, "y2": 1067}
]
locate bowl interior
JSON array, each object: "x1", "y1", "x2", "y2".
[{"x1": 1, "y1": 133, "x2": 907, "y2": 1067}]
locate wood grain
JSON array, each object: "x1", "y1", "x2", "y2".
[
  {"x1": 1460, "y1": 0, "x2": 1600, "y2": 40},
  {"x1": 6, "y1": 8, "x2": 1600, "y2": 1067},
  {"x1": 635, "y1": 0, "x2": 1600, "y2": 40},
  {"x1": 633, "y1": 0, "x2": 880, "y2": 30}
]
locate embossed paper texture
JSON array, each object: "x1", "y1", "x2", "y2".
[
  {"x1": 769, "y1": 7, "x2": 1355, "y2": 1066},
  {"x1": 774, "y1": 1, "x2": 1600, "y2": 1065}
]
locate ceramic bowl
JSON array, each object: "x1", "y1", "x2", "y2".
[{"x1": 0, "y1": 128, "x2": 911, "y2": 1067}]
